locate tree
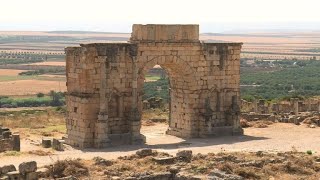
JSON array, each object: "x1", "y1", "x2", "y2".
[{"x1": 49, "y1": 90, "x2": 63, "y2": 106}]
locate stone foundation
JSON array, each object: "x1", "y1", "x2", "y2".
[
  {"x1": 65, "y1": 24, "x2": 243, "y2": 148},
  {"x1": 0, "y1": 126, "x2": 20, "y2": 152}
]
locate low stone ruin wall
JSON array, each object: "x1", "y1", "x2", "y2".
[
  {"x1": 240, "y1": 113, "x2": 274, "y2": 121},
  {"x1": 0, "y1": 161, "x2": 46, "y2": 180},
  {"x1": 0, "y1": 126, "x2": 20, "y2": 152}
]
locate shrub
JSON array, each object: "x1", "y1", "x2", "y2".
[{"x1": 37, "y1": 93, "x2": 45, "y2": 98}]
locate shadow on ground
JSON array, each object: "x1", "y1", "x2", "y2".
[{"x1": 78, "y1": 134, "x2": 268, "y2": 153}]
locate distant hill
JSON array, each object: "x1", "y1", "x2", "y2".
[{"x1": 48, "y1": 31, "x2": 130, "y2": 35}]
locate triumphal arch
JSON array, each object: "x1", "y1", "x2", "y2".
[{"x1": 65, "y1": 24, "x2": 243, "y2": 148}]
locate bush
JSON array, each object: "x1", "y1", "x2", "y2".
[
  {"x1": 37, "y1": 93, "x2": 45, "y2": 98},
  {"x1": 0, "y1": 94, "x2": 65, "y2": 108}
]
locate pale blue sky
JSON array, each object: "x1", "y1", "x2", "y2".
[{"x1": 1, "y1": 0, "x2": 319, "y2": 32}]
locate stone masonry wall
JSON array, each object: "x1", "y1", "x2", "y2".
[{"x1": 65, "y1": 24, "x2": 243, "y2": 148}]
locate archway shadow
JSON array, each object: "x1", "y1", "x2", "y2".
[{"x1": 77, "y1": 134, "x2": 269, "y2": 153}]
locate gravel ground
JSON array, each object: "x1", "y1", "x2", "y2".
[{"x1": 1, "y1": 123, "x2": 320, "y2": 167}]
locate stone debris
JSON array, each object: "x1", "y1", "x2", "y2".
[
  {"x1": 208, "y1": 169, "x2": 244, "y2": 180},
  {"x1": 93, "y1": 157, "x2": 113, "y2": 166},
  {"x1": 52, "y1": 138, "x2": 64, "y2": 151},
  {"x1": 152, "y1": 157, "x2": 175, "y2": 165},
  {"x1": 136, "y1": 148, "x2": 153, "y2": 157},
  {"x1": 41, "y1": 138, "x2": 52, "y2": 148},
  {"x1": 0, "y1": 161, "x2": 38, "y2": 180},
  {"x1": 19, "y1": 161, "x2": 37, "y2": 175},
  {"x1": 1, "y1": 165, "x2": 16, "y2": 174},
  {"x1": 176, "y1": 150, "x2": 193, "y2": 162}
]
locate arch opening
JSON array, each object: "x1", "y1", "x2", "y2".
[{"x1": 137, "y1": 56, "x2": 200, "y2": 138}]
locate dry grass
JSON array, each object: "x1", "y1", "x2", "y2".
[
  {"x1": 141, "y1": 108, "x2": 168, "y2": 126},
  {"x1": 0, "y1": 108, "x2": 65, "y2": 129},
  {"x1": 28, "y1": 150, "x2": 53, "y2": 156},
  {"x1": 0, "y1": 80, "x2": 66, "y2": 95},
  {"x1": 25, "y1": 61, "x2": 66, "y2": 66},
  {"x1": 40, "y1": 151, "x2": 320, "y2": 179},
  {"x1": 46, "y1": 159, "x2": 89, "y2": 178}
]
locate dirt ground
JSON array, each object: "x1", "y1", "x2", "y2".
[
  {"x1": 1, "y1": 122, "x2": 320, "y2": 168},
  {"x1": 0, "y1": 69, "x2": 26, "y2": 76},
  {"x1": 24, "y1": 61, "x2": 66, "y2": 66}
]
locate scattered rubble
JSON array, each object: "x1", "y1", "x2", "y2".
[
  {"x1": 0, "y1": 161, "x2": 43, "y2": 180},
  {"x1": 1, "y1": 149, "x2": 320, "y2": 179}
]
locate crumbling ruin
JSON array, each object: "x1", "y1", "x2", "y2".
[
  {"x1": 65, "y1": 24, "x2": 243, "y2": 148},
  {"x1": 0, "y1": 126, "x2": 20, "y2": 152},
  {"x1": 241, "y1": 98, "x2": 320, "y2": 127}
]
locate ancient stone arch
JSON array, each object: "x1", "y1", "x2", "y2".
[{"x1": 65, "y1": 24, "x2": 243, "y2": 148}]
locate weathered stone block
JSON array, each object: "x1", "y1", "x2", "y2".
[
  {"x1": 176, "y1": 150, "x2": 193, "y2": 162},
  {"x1": 52, "y1": 138, "x2": 64, "y2": 151},
  {"x1": 41, "y1": 138, "x2": 52, "y2": 148},
  {"x1": 1, "y1": 165, "x2": 16, "y2": 174},
  {"x1": 6, "y1": 171, "x2": 21, "y2": 180},
  {"x1": 136, "y1": 148, "x2": 153, "y2": 157},
  {"x1": 25, "y1": 172, "x2": 38, "y2": 180},
  {"x1": 18, "y1": 161, "x2": 37, "y2": 175}
]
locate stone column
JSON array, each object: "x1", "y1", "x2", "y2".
[
  {"x1": 94, "y1": 56, "x2": 110, "y2": 148},
  {"x1": 253, "y1": 99, "x2": 258, "y2": 113},
  {"x1": 293, "y1": 98, "x2": 299, "y2": 115},
  {"x1": 307, "y1": 99, "x2": 311, "y2": 112},
  {"x1": 231, "y1": 95, "x2": 243, "y2": 135},
  {"x1": 12, "y1": 134, "x2": 20, "y2": 151},
  {"x1": 130, "y1": 56, "x2": 145, "y2": 144}
]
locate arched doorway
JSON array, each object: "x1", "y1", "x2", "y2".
[{"x1": 136, "y1": 55, "x2": 199, "y2": 138}]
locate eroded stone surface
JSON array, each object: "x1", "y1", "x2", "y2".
[{"x1": 65, "y1": 24, "x2": 243, "y2": 148}]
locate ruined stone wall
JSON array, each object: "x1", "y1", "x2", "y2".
[
  {"x1": 242, "y1": 98, "x2": 320, "y2": 115},
  {"x1": 65, "y1": 24, "x2": 243, "y2": 148},
  {"x1": 0, "y1": 126, "x2": 20, "y2": 152}
]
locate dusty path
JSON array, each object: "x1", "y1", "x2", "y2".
[{"x1": 1, "y1": 123, "x2": 320, "y2": 167}]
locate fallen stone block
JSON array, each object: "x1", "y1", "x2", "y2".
[
  {"x1": 174, "y1": 172, "x2": 202, "y2": 180},
  {"x1": 6, "y1": 171, "x2": 21, "y2": 180},
  {"x1": 152, "y1": 157, "x2": 175, "y2": 164},
  {"x1": 52, "y1": 138, "x2": 64, "y2": 151},
  {"x1": 56, "y1": 176, "x2": 77, "y2": 180},
  {"x1": 12, "y1": 134, "x2": 20, "y2": 151},
  {"x1": 136, "y1": 148, "x2": 153, "y2": 157},
  {"x1": 138, "y1": 172, "x2": 172, "y2": 180},
  {"x1": 42, "y1": 138, "x2": 52, "y2": 148},
  {"x1": 2, "y1": 131, "x2": 11, "y2": 139},
  {"x1": 25, "y1": 171, "x2": 39, "y2": 180},
  {"x1": 208, "y1": 169, "x2": 243, "y2": 180},
  {"x1": 1, "y1": 164, "x2": 16, "y2": 174},
  {"x1": 176, "y1": 150, "x2": 192, "y2": 162},
  {"x1": 19, "y1": 161, "x2": 37, "y2": 175},
  {"x1": 93, "y1": 156, "x2": 113, "y2": 166},
  {"x1": 1, "y1": 127, "x2": 9, "y2": 134}
]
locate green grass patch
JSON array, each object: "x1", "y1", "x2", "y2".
[
  {"x1": 145, "y1": 75, "x2": 161, "y2": 81},
  {"x1": 2, "y1": 151, "x2": 22, "y2": 156},
  {"x1": 0, "y1": 75, "x2": 65, "y2": 82}
]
